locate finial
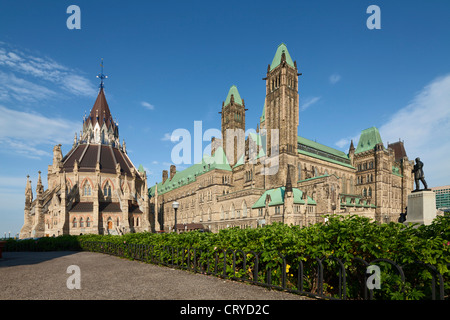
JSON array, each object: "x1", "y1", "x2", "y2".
[{"x1": 96, "y1": 58, "x2": 108, "y2": 89}]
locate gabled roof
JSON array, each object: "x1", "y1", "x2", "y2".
[
  {"x1": 388, "y1": 141, "x2": 407, "y2": 161},
  {"x1": 149, "y1": 147, "x2": 232, "y2": 197},
  {"x1": 224, "y1": 85, "x2": 243, "y2": 106},
  {"x1": 355, "y1": 127, "x2": 383, "y2": 154},
  {"x1": 270, "y1": 43, "x2": 295, "y2": 71},
  {"x1": 297, "y1": 136, "x2": 354, "y2": 168},
  {"x1": 251, "y1": 187, "x2": 316, "y2": 209}
]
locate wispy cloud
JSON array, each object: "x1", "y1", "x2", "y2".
[
  {"x1": 329, "y1": 73, "x2": 341, "y2": 85},
  {"x1": 378, "y1": 74, "x2": 450, "y2": 186},
  {"x1": 141, "y1": 101, "x2": 155, "y2": 110},
  {"x1": 0, "y1": 105, "x2": 80, "y2": 159},
  {"x1": 334, "y1": 134, "x2": 359, "y2": 149},
  {"x1": 300, "y1": 96, "x2": 321, "y2": 111},
  {"x1": 334, "y1": 74, "x2": 450, "y2": 186},
  {"x1": 0, "y1": 71, "x2": 57, "y2": 102},
  {"x1": 0, "y1": 43, "x2": 96, "y2": 98},
  {"x1": 161, "y1": 132, "x2": 183, "y2": 142}
]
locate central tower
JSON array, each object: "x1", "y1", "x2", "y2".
[
  {"x1": 261, "y1": 43, "x2": 300, "y2": 156},
  {"x1": 220, "y1": 85, "x2": 246, "y2": 166}
]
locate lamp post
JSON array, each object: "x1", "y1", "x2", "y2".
[{"x1": 172, "y1": 201, "x2": 179, "y2": 233}]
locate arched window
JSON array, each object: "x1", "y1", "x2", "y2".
[
  {"x1": 368, "y1": 187, "x2": 372, "y2": 197},
  {"x1": 72, "y1": 217, "x2": 77, "y2": 228},
  {"x1": 136, "y1": 217, "x2": 140, "y2": 227},
  {"x1": 242, "y1": 201, "x2": 247, "y2": 217},
  {"x1": 86, "y1": 217, "x2": 91, "y2": 227},
  {"x1": 103, "y1": 181, "x2": 112, "y2": 197},
  {"x1": 230, "y1": 204, "x2": 235, "y2": 219},
  {"x1": 80, "y1": 217, "x2": 84, "y2": 228},
  {"x1": 83, "y1": 181, "x2": 91, "y2": 196},
  {"x1": 363, "y1": 188, "x2": 367, "y2": 197}
]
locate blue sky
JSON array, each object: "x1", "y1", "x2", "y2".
[{"x1": 1, "y1": 0, "x2": 450, "y2": 236}]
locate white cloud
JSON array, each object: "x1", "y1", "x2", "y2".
[
  {"x1": 335, "y1": 74, "x2": 450, "y2": 187},
  {"x1": 0, "y1": 43, "x2": 96, "y2": 97},
  {"x1": 335, "y1": 133, "x2": 360, "y2": 150},
  {"x1": 329, "y1": 73, "x2": 341, "y2": 84},
  {"x1": 141, "y1": 101, "x2": 155, "y2": 110},
  {"x1": 161, "y1": 132, "x2": 182, "y2": 142},
  {"x1": 378, "y1": 74, "x2": 450, "y2": 186},
  {"x1": 300, "y1": 96, "x2": 321, "y2": 111},
  {"x1": 0, "y1": 71, "x2": 57, "y2": 102},
  {"x1": 0, "y1": 105, "x2": 80, "y2": 159}
]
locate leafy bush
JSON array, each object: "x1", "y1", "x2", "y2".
[{"x1": 5, "y1": 214, "x2": 449, "y2": 299}]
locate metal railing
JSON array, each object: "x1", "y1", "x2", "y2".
[{"x1": 79, "y1": 241, "x2": 448, "y2": 300}]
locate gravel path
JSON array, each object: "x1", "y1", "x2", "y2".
[{"x1": 0, "y1": 251, "x2": 310, "y2": 300}]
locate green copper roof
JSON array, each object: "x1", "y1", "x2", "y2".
[
  {"x1": 340, "y1": 195, "x2": 376, "y2": 208},
  {"x1": 270, "y1": 43, "x2": 295, "y2": 71},
  {"x1": 224, "y1": 85, "x2": 243, "y2": 106},
  {"x1": 260, "y1": 101, "x2": 266, "y2": 122},
  {"x1": 297, "y1": 136, "x2": 354, "y2": 168},
  {"x1": 148, "y1": 147, "x2": 232, "y2": 197},
  {"x1": 355, "y1": 127, "x2": 383, "y2": 154},
  {"x1": 138, "y1": 164, "x2": 145, "y2": 174},
  {"x1": 298, "y1": 136, "x2": 348, "y2": 159},
  {"x1": 251, "y1": 187, "x2": 316, "y2": 209}
]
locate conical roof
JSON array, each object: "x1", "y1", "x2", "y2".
[
  {"x1": 87, "y1": 88, "x2": 116, "y2": 129},
  {"x1": 270, "y1": 43, "x2": 295, "y2": 71},
  {"x1": 224, "y1": 85, "x2": 243, "y2": 106}
]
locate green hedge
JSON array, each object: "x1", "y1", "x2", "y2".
[
  {"x1": 78, "y1": 214, "x2": 449, "y2": 270},
  {"x1": 4, "y1": 214, "x2": 449, "y2": 299}
]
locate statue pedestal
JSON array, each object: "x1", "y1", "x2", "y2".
[{"x1": 405, "y1": 191, "x2": 436, "y2": 226}]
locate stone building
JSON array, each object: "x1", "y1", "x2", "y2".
[
  {"x1": 149, "y1": 43, "x2": 415, "y2": 232},
  {"x1": 20, "y1": 84, "x2": 150, "y2": 238}
]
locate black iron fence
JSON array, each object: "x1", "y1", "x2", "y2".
[{"x1": 79, "y1": 241, "x2": 449, "y2": 300}]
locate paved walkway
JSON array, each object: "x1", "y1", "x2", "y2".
[{"x1": 0, "y1": 251, "x2": 309, "y2": 300}]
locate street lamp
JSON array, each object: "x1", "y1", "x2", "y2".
[{"x1": 172, "y1": 201, "x2": 179, "y2": 233}]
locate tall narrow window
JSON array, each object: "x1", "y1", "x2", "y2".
[
  {"x1": 103, "y1": 181, "x2": 112, "y2": 197},
  {"x1": 83, "y1": 181, "x2": 91, "y2": 196}
]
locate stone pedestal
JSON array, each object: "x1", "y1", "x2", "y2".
[{"x1": 405, "y1": 190, "x2": 436, "y2": 226}]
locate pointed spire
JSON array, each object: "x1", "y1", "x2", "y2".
[
  {"x1": 224, "y1": 85, "x2": 243, "y2": 106},
  {"x1": 36, "y1": 171, "x2": 43, "y2": 195},
  {"x1": 96, "y1": 58, "x2": 108, "y2": 89},
  {"x1": 349, "y1": 140, "x2": 355, "y2": 152},
  {"x1": 270, "y1": 43, "x2": 295, "y2": 71}
]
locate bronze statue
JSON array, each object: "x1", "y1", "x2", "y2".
[
  {"x1": 398, "y1": 207, "x2": 407, "y2": 223},
  {"x1": 412, "y1": 157, "x2": 429, "y2": 191}
]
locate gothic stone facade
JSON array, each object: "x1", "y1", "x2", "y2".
[
  {"x1": 149, "y1": 43, "x2": 414, "y2": 233},
  {"x1": 20, "y1": 88, "x2": 151, "y2": 238}
]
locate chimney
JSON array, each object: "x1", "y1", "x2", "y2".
[
  {"x1": 162, "y1": 170, "x2": 168, "y2": 184},
  {"x1": 170, "y1": 165, "x2": 176, "y2": 180}
]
